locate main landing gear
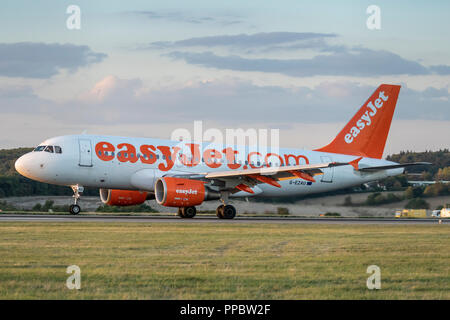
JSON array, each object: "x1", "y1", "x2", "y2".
[
  {"x1": 176, "y1": 204, "x2": 237, "y2": 219},
  {"x1": 178, "y1": 206, "x2": 197, "y2": 218},
  {"x1": 177, "y1": 191, "x2": 237, "y2": 219},
  {"x1": 216, "y1": 204, "x2": 236, "y2": 219},
  {"x1": 69, "y1": 185, "x2": 84, "y2": 215},
  {"x1": 216, "y1": 191, "x2": 236, "y2": 219}
]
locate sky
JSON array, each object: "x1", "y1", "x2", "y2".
[{"x1": 0, "y1": 0, "x2": 449, "y2": 156}]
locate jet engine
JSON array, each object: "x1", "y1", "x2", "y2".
[
  {"x1": 100, "y1": 189, "x2": 150, "y2": 206},
  {"x1": 155, "y1": 177, "x2": 219, "y2": 207}
]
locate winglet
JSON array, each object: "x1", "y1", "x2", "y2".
[{"x1": 349, "y1": 157, "x2": 363, "y2": 171}]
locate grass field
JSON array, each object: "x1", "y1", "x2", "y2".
[{"x1": 0, "y1": 222, "x2": 448, "y2": 299}]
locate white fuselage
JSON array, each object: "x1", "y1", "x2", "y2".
[{"x1": 15, "y1": 134, "x2": 403, "y2": 198}]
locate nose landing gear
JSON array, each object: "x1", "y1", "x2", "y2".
[
  {"x1": 69, "y1": 204, "x2": 81, "y2": 215},
  {"x1": 69, "y1": 185, "x2": 84, "y2": 215}
]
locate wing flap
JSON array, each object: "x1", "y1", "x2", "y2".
[{"x1": 204, "y1": 162, "x2": 346, "y2": 179}]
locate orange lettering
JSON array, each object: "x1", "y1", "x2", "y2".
[
  {"x1": 223, "y1": 147, "x2": 241, "y2": 169},
  {"x1": 203, "y1": 149, "x2": 222, "y2": 169},
  {"x1": 248, "y1": 152, "x2": 263, "y2": 168},
  {"x1": 117, "y1": 143, "x2": 139, "y2": 163},
  {"x1": 265, "y1": 153, "x2": 285, "y2": 167},
  {"x1": 140, "y1": 145, "x2": 157, "y2": 164},
  {"x1": 157, "y1": 145, "x2": 180, "y2": 171},
  {"x1": 95, "y1": 141, "x2": 115, "y2": 161},
  {"x1": 284, "y1": 154, "x2": 309, "y2": 165},
  {"x1": 180, "y1": 143, "x2": 201, "y2": 167}
]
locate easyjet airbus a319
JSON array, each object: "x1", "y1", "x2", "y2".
[{"x1": 15, "y1": 84, "x2": 428, "y2": 218}]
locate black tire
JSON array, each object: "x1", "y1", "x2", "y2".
[
  {"x1": 177, "y1": 207, "x2": 183, "y2": 217},
  {"x1": 222, "y1": 205, "x2": 236, "y2": 219},
  {"x1": 180, "y1": 206, "x2": 196, "y2": 218},
  {"x1": 216, "y1": 205, "x2": 225, "y2": 219},
  {"x1": 69, "y1": 204, "x2": 81, "y2": 215}
]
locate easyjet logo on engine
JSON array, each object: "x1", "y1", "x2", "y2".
[
  {"x1": 94, "y1": 142, "x2": 309, "y2": 172},
  {"x1": 344, "y1": 91, "x2": 389, "y2": 144},
  {"x1": 176, "y1": 189, "x2": 198, "y2": 195}
]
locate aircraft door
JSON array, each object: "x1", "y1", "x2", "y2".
[
  {"x1": 79, "y1": 138, "x2": 93, "y2": 167},
  {"x1": 320, "y1": 156, "x2": 334, "y2": 183}
]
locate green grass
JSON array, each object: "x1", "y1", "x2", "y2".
[{"x1": 0, "y1": 222, "x2": 448, "y2": 299}]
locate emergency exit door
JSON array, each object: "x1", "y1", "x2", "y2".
[{"x1": 79, "y1": 139, "x2": 93, "y2": 167}]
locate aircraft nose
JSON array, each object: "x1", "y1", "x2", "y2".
[{"x1": 15, "y1": 154, "x2": 32, "y2": 178}]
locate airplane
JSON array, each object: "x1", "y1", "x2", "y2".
[{"x1": 14, "y1": 84, "x2": 429, "y2": 219}]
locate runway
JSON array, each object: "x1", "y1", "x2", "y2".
[{"x1": 0, "y1": 214, "x2": 447, "y2": 225}]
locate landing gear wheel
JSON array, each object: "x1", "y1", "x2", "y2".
[
  {"x1": 216, "y1": 205, "x2": 225, "y2": 219},
  {"x1": 177, "y1": 207, "x2": 183, "y2": 217},
  {"x1": 69, "y1": 204, "x2": 81, "y2": 215},
  {"x1": 179, "y1": 206, "x2": 196, "y2": 218},
  {"x1": 222, "y1": 205, "x2": 236, "y2": 219}
]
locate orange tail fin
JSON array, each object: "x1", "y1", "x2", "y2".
[{"x1": 315, "y1": 84, "x2": 401, "y2": 159}]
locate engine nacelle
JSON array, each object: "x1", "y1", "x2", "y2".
[
  {"x1": 155, "y1": 177, "x2": 216, "y2": 207},
  {"x1": 100, "y1": 189, "x2": 149, "y2": 206}
]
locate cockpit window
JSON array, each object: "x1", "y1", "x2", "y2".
[
  {"x1": 34, "y1": 146, "x2": 46, "y2": 152},
  {"x1": 54, "y1": 146, "x2": 62, "y2": 154},
  {"x1": 44, "y1": 146, "x2": 54, "y2": 153}
]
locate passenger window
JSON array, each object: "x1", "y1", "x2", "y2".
[
  {"x1": 44, "y1": 146, "x2": 54, "y2": 153},
  {"x1": 54, "y1": 146, "x2": 62, "y2": 154}
]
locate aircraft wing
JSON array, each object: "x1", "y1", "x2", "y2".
[
  {"x1": 204, "y1": 162, "x2": 346, "y2": 180},
  {"x1": 169, "y1": 162, "x2": 348, "y2": 194}
]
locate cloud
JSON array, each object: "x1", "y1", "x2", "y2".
[
  {"x1": 144, "y1": 32, "x2": 450, "y2": 77},
  {"x1": 148, "y1": 32, "x2": 337, "y2": 49},
  {"x1": 166, "y1": 48, "x2": 431, "y2": 77},
  {"x1": 2, "y1": 77, "x2": 448, "y2": 128},
  {"x1": 129, "y1": 11, "x2": 243, "y2": 26},
  {"x1": 429, "y1": 65, "x2": 450, "y2": 75},
  {"x1": 1, "y1": 78, "x2": 449, "y2": 153},
  {"x1": 0, "y1": 42, "x2": 107, "y2": 78}
]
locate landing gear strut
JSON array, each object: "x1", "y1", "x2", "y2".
[
  {"x1": 69, "y1": 185, "x2": 84, "y2": 215},
  {"x1": 178, "y1": 206, "x2": 197, "y2": 218}
]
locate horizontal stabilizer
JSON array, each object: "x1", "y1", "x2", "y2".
[{"x1": 358, "y1": 162, "x2": 431, "y2": 172}]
